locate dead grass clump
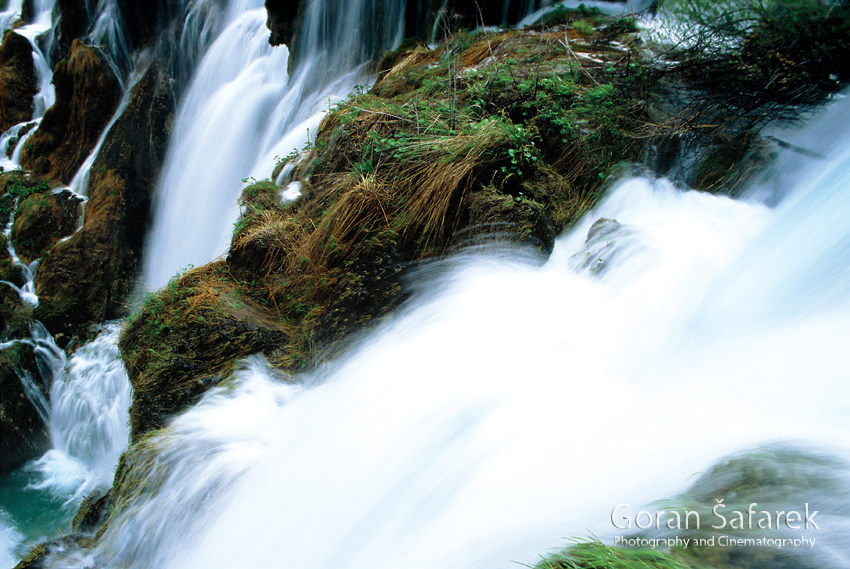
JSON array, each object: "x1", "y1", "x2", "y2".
[{"x1": 393, "y1": 118, "x2": 509, "y2": 247}]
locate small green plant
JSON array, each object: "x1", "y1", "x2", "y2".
[
  {"x1": 352, "y1": 159, "x2": 374, "y2": 176},
  {"x1": 3, "y1": 175, "x2": 50, "y2": 200},
  {"x1": 572, "y1": 19, "x2": 594, "y2": 36}
]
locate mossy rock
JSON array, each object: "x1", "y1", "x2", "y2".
[
  {"x1": 11, "y1": 188, "x2": 83, "y2": 264},
  {"x1": 0, "y1": 343, "x2": 50, "y2": 473},
  {"x1": 0, "y1": 30, "x2": 38, "y2": 134},
  {"x1": 119, "y1": 263, "x2": 291, "y2": 441},
  {"x1": 32, "y1": 59, "x2": 175, "y2": 344},
  {"x1": 71, "y1": 488, "x2": 112, "y2": 535},
  {"x1": 20, "y1": 39, "x2": 122, "y2": 183}
]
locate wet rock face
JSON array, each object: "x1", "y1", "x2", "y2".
[
  {"x1": 265, "y1": 0, "x2": 301, "y2": 46},
  {"x1": 20, "y1": 39, "x2": 122, "y2": 184},
  {"x1": 33, "y1": 60, "x2": 176, "y2": 342},
  {"x1": 71, "y1": 488, "x2": 113, "y2": 534},
  {"x1": 11, "y1": 189, "x2": 84, "y2": 265},
  {"x1": 0, "y1": 343, "x2": 50, "y2": 474},
  {"x1": 0, "y1": 30, "x2": 39, "y2": 134},
  {"x1": 464, "y1": 189, "x2": 557, "y2": 255},
  {"x1": 54, "y1": 0, "x2": 92, "y2": 62}
]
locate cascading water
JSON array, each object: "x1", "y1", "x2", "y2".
[
  {"x1": 61, "y1": 89, "x2": 850, "y2": 568},
  {"x1": 0, "y1": 0, "x2": 56, "y2": 171},
  {"x1": 0, "y1": 323, "x2": 131, "y2": 565},
  {"x1": 27, "y1": 323, "x2": 131, "y2": 503},
  {"x1": 2, "y1": 0, "x2": 849, "y2": 567},
  {"x1": 140, "y1": 0, "x2": 405, "y2": 289}
]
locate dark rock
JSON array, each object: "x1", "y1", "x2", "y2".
[
  {"x1": 0, "y1": 343, "x2": 50, "y2": 473},
  {"x1": 462, "y1": 188, "x2": 556, "y2": 255},
  {"x1": 5, "y1": 121, "x2": 37, "y2": 159},
  {"x1": 72, "y1": 488, "x2": 112, "y2": 534},
  {"x1": 122, "y1": 0, "x2": 172, "y2": 50},
  {"x1": 265, "y1": 0, "x2": 301, "y2": 47},
  {"x1": 20, "y1": 39, "x2": 122, "y2": 184},
  {"x1": 20, "y1": 0, "x2": 36, "y2": 24},
  {"x1": 33, "y1": 59, "x2": 176, "y2": 341},
  {"x1": 404, "y1": 0, "x2": 546, "y2": 41},
  {"x1": 0, "y1": 233, "x2": 25, "y2": 287},
  {"x1": 11, "y1": 188, "x2": 83, "y2": 264},
  {"x1": 317, "y1": 240, "x2": 408, "y2": 347},
  {"x1": 53, "y1": 0, "x2": 93, "y2": 63},
  {"x1": 0, "y1": 30, "x2": 39, "y2": 134}
]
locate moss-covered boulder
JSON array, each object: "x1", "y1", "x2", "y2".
[
  {"x1": 10, "y1": 189, "x2": 83, "y2": 264},
  {"x1": 0, "y1": 343, "x2": 50, "y2": 473},
  {"x1": 71, "y1": 488, "x2": 112, "y2": 535},
  {"x1": 120, "y1": 263, "x2": 291, "y2": 440},
  {"x1": 0, "y1": 30, "x2": 38, "y2": 134},
  {"x1": 32, "y1": 60, "x2": 176, "y2": 343},
  {"x1": 20, "y1": 39, "x2": 122, "y2": 183}
]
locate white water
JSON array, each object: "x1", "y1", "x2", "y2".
[
  {"x1": 140, "y1": 0, "x2": 404, "y2": 289},
  {"x1": 28, "y1": 323, "x2": 131, "y2": 504},
  {"x1": 65, "y1": 93, "x2": 850, "y2": 568},
  {"x1": 0, "y1": 323, "x2": 131, "y2": 563}
]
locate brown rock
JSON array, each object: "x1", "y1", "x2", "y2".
[
  {"x1": 20, "y1": 39, "x2": 122, "y2": 184},
  {"x1": 0, "y1": 30, "x2": 38, "y2": 134},
  {"x1": 33, "y1": 61, "x2": 175, "y2": 340}
]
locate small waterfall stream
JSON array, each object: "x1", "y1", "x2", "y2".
[{"x1": 0, "y1": 0, "x2": 56, "y2": 172}]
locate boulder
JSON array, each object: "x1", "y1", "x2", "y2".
[
  {"x1": 20, "y1": 39, "x2": 122, "y2": 184},
  {"x1": 0, "y1": 30, "x2": 38, "y2": 134}
]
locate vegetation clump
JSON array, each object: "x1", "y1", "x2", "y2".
[
  {"x1": 120, "y1": 262, "x2": 291, "y2": 440},
  {"x1": 649, "y1": 0, "x2": 850, "y2": 183}
]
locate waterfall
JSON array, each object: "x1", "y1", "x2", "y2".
[
  {"x1": 66, "y1": 92, "x2": 850, "y2": 568},
  {"x1": 27, "y1": 323, "x2": 131, "y2": 504},
  {"x1": 140, "y1": 0, "x2": 405, "y2": 290},
  {"x1": 0, "y1": 323, "x2": 131, "y2": 562}
]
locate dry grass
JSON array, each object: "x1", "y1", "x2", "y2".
[{"x1": 393, "y1": 119, "x2": 508, "y2": 246}]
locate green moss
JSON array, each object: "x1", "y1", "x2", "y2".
[{"x1": 1, "y1": 171, "x2": 50, "y2": 200}]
